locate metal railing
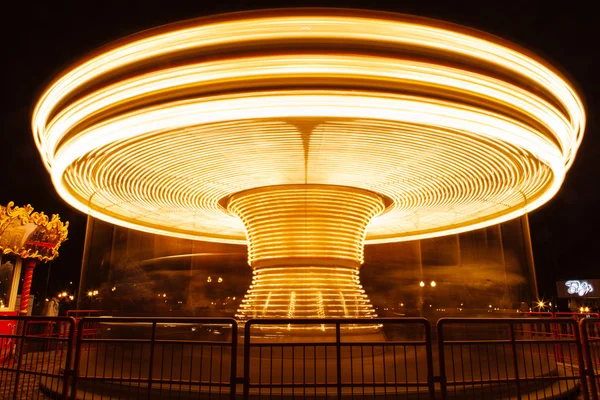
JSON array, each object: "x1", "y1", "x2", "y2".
[
  {"x1": 437, "y1": 318, "x2": 588, "y2": 399},
  {"x1": 1, "y1": 315, "x2": 599, "y2": 399},
  {"x1": 244, "y1": 318, "x2": 434, "y2": 400},
  {"x1": 0, "y1": 316, "x2": 75, "y2": 400},
  {"x1": 65, "y1": 309, "x2": 112, "y2": 319},
  {"x1": 71, "y1": 317, "x2": 237, "y2": 399},
  {"x1": 581, "y1": 318, "x2": 600, "y2": 400}
]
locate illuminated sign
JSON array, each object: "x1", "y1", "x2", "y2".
[
  {"x1": 565, "y1": 281, "x2": 594, "y2": 297},
  {"x1": 557, "y1": 280, "x2": 599, "y2": 298}
]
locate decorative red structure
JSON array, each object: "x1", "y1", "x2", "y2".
[{"x1": 18, "y1": 259, "x2": 36, "y2": 315}]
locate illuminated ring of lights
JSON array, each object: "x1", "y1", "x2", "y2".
[
  {"x1": 33, "y1": 9, "x2": 585, "y2": 244},
  {"x1": 227, "y1": 184, "x2": 387, "y2": 267}
]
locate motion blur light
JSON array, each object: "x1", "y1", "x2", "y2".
[{"x1": 32, "y1": 9, "x2": 584, "y2": 322}]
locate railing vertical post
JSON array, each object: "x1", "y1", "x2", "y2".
[
  {"x1": 571, "y1": 319, "x2": 589, "y2": 400},
  {"x1": 336, "y1": 322, "x2": 342, "y2": 399},
  {"x1": 230, "y1": 321, "x2": 237, "y2": 400},
  {"x1": 147, "y1": 321, "x2": 157, "y2": 400},
  {"x1": 243, "y1": 321, "x2": 251, "y2": 400},
  {"x1": 437, "y1": 319, "x2": 447, "y2": 400},
  {"x1": 581, "y1": 319, "x2": 598, "y2": 400},
  {"x1": 71, "y1": 317, "x2": 86, "y2": 399},
  {"x1": 552, "y1": 318, "x2": 564, "y2": 362},
  {"x1": 509, "y1": 323, "x2": 521, "y2": 399},
  {"x1": 61, "y1": 318, "x2": 76, "y2": 400},
  {"x1": 12, "y1": 319, "x2": 27, "y2": 400},
  {"x1": 423, "y1": 320, "x2": 435, "y2": 400}
]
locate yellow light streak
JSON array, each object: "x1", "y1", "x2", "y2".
[
  {"x1": 32, "y1": 10, "x2": 583, "y2": 244},
  {"x1": 236, "y1": 266, "x2": 376, "y2": 320},
  {"x1": 32, "y1": 9, "x2": 585, "y2": 324}
]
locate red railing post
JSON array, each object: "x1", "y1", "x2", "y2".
[{"x1": 18, "y1": 260, "x2": 36, "y2": 316}]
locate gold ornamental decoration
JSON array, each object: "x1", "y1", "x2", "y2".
[{"x1": 0, "y1": 202, "x2": 69, "y2": 262}]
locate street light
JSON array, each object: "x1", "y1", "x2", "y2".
[
  {"x1": 419, "y1": 281, "x2": 425, "y2": 287},
  {"x1": 430, "y1": 281, "x2": 436, "y2": 287},
  {"x1": 537, "y1": 300, "x2": 545, "y2": 309}
]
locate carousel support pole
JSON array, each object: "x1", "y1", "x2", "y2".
[
  {"x1": 19, "y1": 259, "x2": 36, "y2": 316},
  {"x1": 14, "y1": 259, "x2": 37, "y2": 363}
]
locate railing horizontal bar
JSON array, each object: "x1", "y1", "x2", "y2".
[
  {"x1": 80, "y1": 338, "x2": 231, "y2": 345},
  {"x1": 248, "y1": 341, "x2": 427, "y2": 347},
  {"x1": 80, "y1": 317, "x2": 236, "y2": 324},
  {"x1": 341, "y1": 341, "x2": 428, "y2": 346},
  {"x1": 0, "y1": 369, "x2": 66, "y2": 379},
  {"x1": 0, "y1": 317, "x2": 74, "y2": 322},
  {"x1": 77, "y1": 376, "x2": 230, "y2": 386},
  {"x1": 438, "y1": 318, "x2": 578, "y2": 325},
  {"x1": 249, "y1": 382, "x2": 429, "y2": 388},
  {"x1": 248, "y1": 342, "x2": 336, "y2": 347},
  {"x1": 79, "y1": 338, "x2": 152, "y2": 343},
  {"x1": 443, "y1": 339, "x2": 578, "y2": 345},
  {"x1": 0, "y1": 334, "x2": 70, "y2": 341},
  {"x1": 446, "y1": 376, "x2": 584, "y2": 385},
  {"x1": 249, "y1": 383, "x2": 334, "y2": 388},
  {"x1": 246, "y1": 317, "x2": 427, "y2": 325}
]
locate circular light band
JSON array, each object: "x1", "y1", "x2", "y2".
[
  {"x1": 32, "y1": 9, "x2": 585, "y2": 244},
  {"x1": 236, "y1": 266, "x2": 377, "y2": 321},
  {"x1": 227, "y1": 185, "x2": 386, "y2": 267}
]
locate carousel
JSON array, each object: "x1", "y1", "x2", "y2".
[{"x1": 0, "y1": 201, "x2": 69, "y2": 347}]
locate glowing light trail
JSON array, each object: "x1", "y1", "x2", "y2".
[{"x1": 32, "y1": 9, "x2": 585, "y2": 321}]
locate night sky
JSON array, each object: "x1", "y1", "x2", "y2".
[{"x1": 2, "y1": 1, "x2": 598, "y2": 301}]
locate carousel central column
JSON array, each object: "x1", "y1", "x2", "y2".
[{"x1": 229, "y1": 185, "x2": 385, "y2": 320}]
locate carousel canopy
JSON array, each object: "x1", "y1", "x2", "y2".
[{"x1": 0, "y1": 202, "x2": 69, "y2": 262}]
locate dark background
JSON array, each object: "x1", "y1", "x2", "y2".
[{"x1": 1, "y1": 0, "x2": 598, "y2": 303}]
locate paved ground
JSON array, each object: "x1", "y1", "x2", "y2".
[{"x1": 0, "y1": 349, "x2": 65, "y2": 400}]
